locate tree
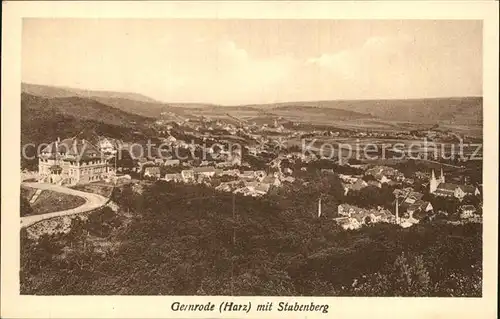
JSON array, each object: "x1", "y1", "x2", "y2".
[
  {"x1": 20, "y1": 195, "x2": 33, "y2": 217},
  {"x1": 117, "y1": 184, "x2": 135, "y2": 213}
]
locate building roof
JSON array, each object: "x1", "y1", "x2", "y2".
[
  {"x1": 240, "y1": 171, "x2": 256, "y2": 178},
  {"x1": 254, "y1": 183, "x2": 270, "y2": 194},
  {"x1": 41, "y1": 138, "x2": 102, "y2": 161},
  {"x1": 261, "y1": 176, "x2": 279, "y2": 184},
  {"x1": 399, "y1": 198, "x2": 431, "y2": 214},
  {"x1": 283, "y1": 176, "x2": 295, "y2": 183},
  {"x1": 165, "y1": 173, "x2": 182, "y2": 180},
  {"x1": 367, "y1": 180, "x2": 381, "y2": 187},
  {"x1": 348, "y1": 179, "x2": 368, "y2": 191},
  {"x1": 144, "y1": 166, "x2": 161, "y2": 175},
  {"x1": 193, "y1": 166, "x2": 215, "y2": 173},
  {"x1": 181, "y1": 169, "x2": 195, "y2": 177},
  {"x1": 366, "y1": 166, "x2": 401, "y2": 177},
  {"x1": 222, "y1": 169, "x2": 239, "y2": 175},
  {"x1": 459, "y1": 185, "x2": 478, "y2": 194},
  {"x1": 165, "y1": 159, "x2": 180, "y2": 165},
  {"x1": 461, "y1": 205, "x2": 477, "y2": 211},
  {"x1": 437, "y1": 183, "x2": 460, "y2": 192},
  {"x1": 98, "y1": 136, "x2": 123, "y2": 148},
  {"x1": 408, "y1": 191, "x2": 424, "y2": 200}
]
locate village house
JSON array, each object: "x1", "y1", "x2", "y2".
[
  {"x1": 163, "y1": 135, "x2": 177, "y2": 144},
  {"x1": 262, "y1": 175, "x2": 281, "y2": 187},
  {"x1": 282, "y1": 176, "x2": 295, "y2": 183},
  {"x1": 164, "y1": 173, "x2": 182, "y2": 182},
  {"x1": 255, "y1": 170, "x2": 267, "y2": 181},
  {"x1": 459, "y1": 205, "x2": 477, "y2": 219},
  {"x1": 365, "y1": 166, "x2": 403, "y2": 182},
  {"x1": 405, "y1": 200, "x2": 433, "y2": 219},
  {"x1": 393, "y1": 187, "x2": 414, "y2": 198},
  {"x1": 240, "y1": 170, "x2": 257, "y2": 180},
  {"x1": 333, "y1": 216, "x2": 362, "y2": 230},
  {"x1": 215, "y1": 180, "x2": 243, "y2": 193},
  {"x1": 164, "y1": 159, "x2": 180, "y2": 166},
  {"x1": 403, "y1": 178, "x2": 415, "y2": 186},
  {"x1": 181, "y1": 169, "x2": 195, "y2": 183},
  {"x1": 245, "y1": 181, "x2": 271, "y2": 196},
  {"x1": 235, "y1": 181, "x2": 271, "y2": 197},
  {"x1": 347, "y1": 163, "x2": 370, "y2": 170},
  {"x1": 221, "y1": 169, "x2": 240, "y2": 176},
  {"x1": 144, "y1": 166, "x2": 161, "y2": 180},
  {"x1": 154, "y1": 158, "x2": 165, "y2": 165},
  {"x1": 367, "y1": 180, "x2": 382, "y2": 188},
  {"x1": 200, "y1": 160, "x2": 211, "y2": 166},
  {"x1": 336, "y1": 204, "x2": 392, "y2": 230},
  {"x1": 216, "y1": 161, "x2": 232, "y2": 168},
  {"x1": 97, "y1": 136, "x2": 123, "y2": 156},
  {"x1": 193, "y1": 166, "x2": 216, "y2": 178},
  {"x1": 343, "y1": 179, "x2": 368, "y2": 195},
  {"x1": 393, "y1": 190, "x2": 433, "y2": 221},
  {"x1": 339, "y1": 174, "x2": 358, "y2": 184},
  {"x1": 38, "y1": 137, "x2": 110, "y2": 185}
]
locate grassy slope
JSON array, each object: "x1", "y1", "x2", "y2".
[
  {"x1": 21, "y1": 187, "x2": 86, "y2": 216},
  {"x1": 20, "y1": 182, "x2": 482, "y2": 296}
]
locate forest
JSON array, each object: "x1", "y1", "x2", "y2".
[{"x1": 20, "y1": 179, "x2": 482, "y2": 296}]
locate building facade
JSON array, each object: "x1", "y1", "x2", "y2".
[{"x1": 38, "y1": 137, "x2": 111, "y2": 185}]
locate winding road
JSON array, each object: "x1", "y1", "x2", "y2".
[{"x1": 21, "y1": 182, "x2": 108, "y2": 228}]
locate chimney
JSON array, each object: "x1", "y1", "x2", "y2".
[{"x1": 395, "y1": 197, "x2": 399, "y2": 224}]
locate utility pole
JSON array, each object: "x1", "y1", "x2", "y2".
[
  {"x1": 395, "y1": 196, "x2": 400, "y2": 224},
  {"x1": 232, "y1": 192, "x2": 236, "y2": 244},
  {"x1": 231, "y1": 192, "x2": 236, "y2": 295}
]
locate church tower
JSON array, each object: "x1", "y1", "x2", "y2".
[
  {"x1": 440, "y1": 168, "x2": 445, "y2": 183},
  {"x1": 430, "y1": 169, "x2": 438, "y2": 193}
]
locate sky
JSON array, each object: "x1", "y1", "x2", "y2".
[{"x1": 22, "y1": 19, "x2": 482, "y2": 105}]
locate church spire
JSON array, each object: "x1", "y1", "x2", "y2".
[
  {"x1": 440, "y1": 168, "x2": 445, "y2": 183},
  {"x1": 317, "y1": 197, "x2": 322, "y2": 218},
  {"x1": 430, "y1": 169, "x2": 438, "y2": 194}
]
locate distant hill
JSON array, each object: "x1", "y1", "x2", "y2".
[
  {"x1": 21, "y1": 93, "x2": 151, "y2": 127},
  {"x1": 22, "y1": 83, "x2": 159, "y2": 104},
  {"x1": 21, "y1": 83, "x2": 482, "y2": 126},
  {"x1": 271, "y1": 105, "x2": 374, "y2": 120},
  {"x1": 244, "y1": 97, "x2": 483, "y2": 125},
  {"x1": 21, "y1": 83, "x2": 194, "y2": 119},
  {"x1": 89, "y1": 96, "x2": 184, "y2": 118}
]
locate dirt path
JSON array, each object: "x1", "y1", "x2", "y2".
[{"x1": 21, "y1": 182, "x2": 108, "y2": 228}]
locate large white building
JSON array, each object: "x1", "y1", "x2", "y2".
[
  {"x1": 38, "y1": 137, "x2": 112, "y2": 185},
  {"x1": 429, "y1": 168, "x2": 480, "y2": 199}
]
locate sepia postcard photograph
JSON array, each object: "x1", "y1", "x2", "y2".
[{"x1": 2, "y1": 1, "x2": 499, "y2": 319}]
